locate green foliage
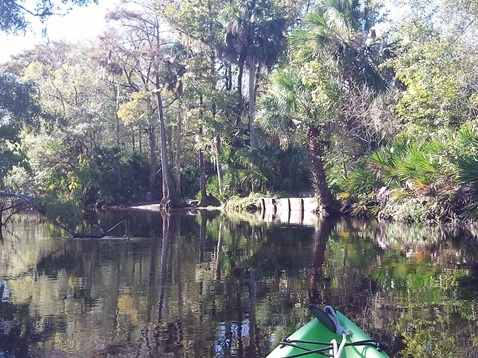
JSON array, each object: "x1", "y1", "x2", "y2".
[
  {"x1": 0, "y1": 73, "x2": 41, "y2": 127},
  {"x1": 4, "y1": 0, "x2": 478, "y2": 223},
  {"x1": 333, "y1": 123, "x2": 478, "y2": 221},
  {"x1": 336, "y1": 160, "x2": 380, "y2": 196},
  {"x1": 24, "y1": 132, "x2": 151, "y2": 207},
  {"x1": 258, "y1": 65, "x2": 341, "y2": 134},
  {"x1": 454, "y1": 129, "x2": 478, "y2": 219},
  {"x1": 391, "y1": 16, "x2": 474, "y2": 129},
  {"x1": 218, "y1": 145, "x2": 267, "y2": 196},
  {"x1": 24, "y1": 147, "x2": 150, "y2": 230},
  {"x1": 213, "y1": 144, "x2": 311, "y2": 199},
  {"x1": 257, "y1": 0, "x2": 397, "y2": 214},
  {"x1": 291, "y1": 0, "x2": 395, "y2": 91},
  {"x1": 365, "y1": 124, "x2": 478, "y2": 194},
  {"x1": 368, "y1": 137, "x2": 445, "y2": 188},
  {"x1": 448, "y1": 124, "x2": 478, "y2": 169},
  {"x1": 2, "y1": 166, "x2": 34, "y2": 193},
  {"x1": 88, "y1": 148, "x2": 152, "y2": 205},
  {"x1": 379, "y1": 195, "x2": 431, "y2": 223},
  {"x1": 457, "y1": 157, "x2": 478, "y2": 189},
  {"x1": 35, "y1": 195, "x2": 84, "y2": 230},
  {"x1": 0, "y1": 73, "x2": 41, "y2": 186},
  {"x1": 222, "y1": 0, "x2": 290, "y2": 69}
]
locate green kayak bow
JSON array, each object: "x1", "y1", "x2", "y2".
[{"x1": 267, "y1": 305, "x2": 390, "y2": 358}]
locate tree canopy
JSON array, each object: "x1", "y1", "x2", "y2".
[
  {"x1": 2, "y1": 0, "x2": 478, "y2": 222},
  {"x1": 0, "y1": 0, "x2": 98, "y2": 33}
]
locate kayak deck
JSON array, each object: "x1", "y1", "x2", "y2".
[{"x1": 267, "y1": 310, "x2": 390, "y2": 358}]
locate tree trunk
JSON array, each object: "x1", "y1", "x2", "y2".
[
  {"x1": 114, "y1": 82, "x2": 121, "y2": 148},
  {"x1": 307, "y1": 126, "x2": 342, "y2": 216},
  {"x1": 214, "y1": 135, "x2": 222, "y2": 195},
  {"x1": 248, "y1": 57, "x2": 257, "y2": 148},
  {"x1": 175, "y1": 101, "x2": 183, "y2": 196},
  {"x1": 198, "y1": 95, "x2": 210, "y2": 206},
  {"x1": 235, "y1": 55, "x2": 246, "y2": 126},
  {"x1": 148, "y1": 110, "x2": 157, "y2": 194},
  {"x1": 155, "y1": 89, "x2": 178, "y2": 209},
  {"x1": 226, "y1": 63, "x2": 232, "y2": 91},
  {"x1": 237, "y1": 55, "x2": 245, "y2": 98},
  {"x1": 199, "y1": 147, "x2": 207, "y2": 202}
]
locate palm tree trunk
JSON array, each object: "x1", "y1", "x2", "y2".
[
  {"x1": 236, "y1": 55, "x2": 246, "y2": 126},
  {"x1": 248, "y1": 57, "x2": 257, "y2": 148},
  {"x1": 307, "y1": 126, "x2": 342, "y2": 216}
]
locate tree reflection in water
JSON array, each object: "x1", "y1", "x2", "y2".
[
  {"x1": 0, "y1": 214, "x2": 477, "y2": 357},
  {"x1": 307, "y1": 217, "x2": 336, "y2": 305}
]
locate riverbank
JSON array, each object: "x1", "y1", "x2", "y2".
[
  {"x1": 110, "y1": 194, "x2": 319, "y2": 226},
  {"x1": 112, "y1": 185, "x2": 478, "y2": 231}
]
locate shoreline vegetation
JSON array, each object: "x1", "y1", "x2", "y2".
[
  {"x1": 3, "y1": 187, "x2": 478, "y2": 241},
  {"x1": 119, "y1": 184, "x2": 478, "y2": 227},
  {"x1": 3, "y1": 0, "x2": 478, "y2": 236}
]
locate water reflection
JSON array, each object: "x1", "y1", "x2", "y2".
[{"x1": 0, "y1": 213, "x2": 477, "y2": 357}]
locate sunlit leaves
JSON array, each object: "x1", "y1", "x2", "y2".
[
  {"x1": 301, "y1": 60, "x2": 341, "y2": 111},
  {"x1": 390, "y1": 13, "x2": 477, "y2": 129},
  {"x1": 395, "y1": 60, "x2": 462, "y2": 127},
  {"x1": 368, "y1": 137, "x2": 446, "y2": 187},
  {"x1": 117, "y1": 91, "x2": 150, "y2": 125}
]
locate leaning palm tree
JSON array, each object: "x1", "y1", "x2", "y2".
[
  {"x1": 259, "y1": 66, "x2": 344, "y2": 215},
  {"x1": 258, "y1": 0, "x2": 396, "y2": 215}
]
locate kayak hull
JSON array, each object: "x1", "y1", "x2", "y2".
[{"x1": 267, "y1": 311, "x2": 390, "y2": 358}]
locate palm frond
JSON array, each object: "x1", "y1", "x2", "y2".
[
  {"x1": 457, "y1": 156, "x2": 478, "y2": 188},
  {"x1": 457, "y1": 124, "x2": 478, "y2": 148},
  {"x1": 343, "y1": 161, "x2": 379, "y2": 194}
]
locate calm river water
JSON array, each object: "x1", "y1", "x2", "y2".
[{"x1": 0, "y1": 211, "x2": 478, "y2": 357}]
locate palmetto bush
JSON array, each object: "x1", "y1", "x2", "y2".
[
  {"x1": 457, "y1": 157, "x2": 478, "y2": 188},
  {"x1": 337, "y1": 133, "x2": 457, "y2": 199},
  {"x1": 456, "y1": 154, "x2": 478, "y2": 219},
  {"x1": 357, "y1": 124, "x2": 478, "y2": 219},
  {"x1": 368, "y1": 136, "x2": 446, "y2": 189},
  {"x1": 455, "y1": 125, "x2": 478, "y2": 187},
  {"x1": 336, "y1": 161, "x2": 380, "y2": 197}
]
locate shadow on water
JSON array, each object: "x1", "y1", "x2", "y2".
[{"x1": 0, "y1": 213, "x2": 478, "y2": 356}]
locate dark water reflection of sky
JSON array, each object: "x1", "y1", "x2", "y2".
[{"x1": 0, "y1": 213, "x2": 477, "y2": 357}]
